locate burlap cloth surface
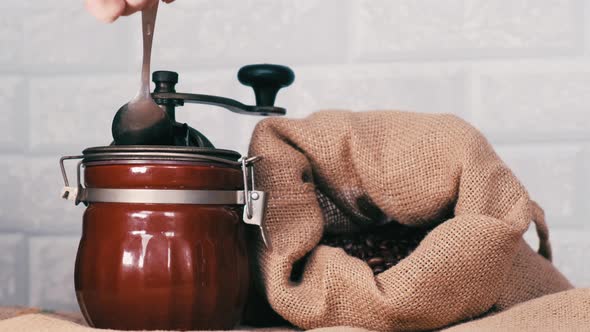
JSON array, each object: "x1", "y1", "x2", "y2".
[
  {"x1": 0, "y1": 307, "x2": 300, "y2": 332},
  {"x1": 2, "y1": 288, "x2": 590, "y2": 331}
]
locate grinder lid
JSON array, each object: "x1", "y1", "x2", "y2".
[{"x1": 81, "y1": 145, "x2": 241, "y2": 165}]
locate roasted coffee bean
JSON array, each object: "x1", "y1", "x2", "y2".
[
  {"x1": 319, "y1": 221, "x2": 435, "y2": 275},
  {"x1": 373, "y1": 266, "x2": 385, "y2": 274},
  {"x1": 367, "y1": 257, "x2": 385, "y2": 267}
]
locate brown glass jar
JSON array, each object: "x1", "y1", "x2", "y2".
[{"x1": 60, "y1": 146, "x2": 265, "y2": 330}]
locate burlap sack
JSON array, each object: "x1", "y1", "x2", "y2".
[{"x1": 247, "y1": 110, "x2": 572, "y2": 331}]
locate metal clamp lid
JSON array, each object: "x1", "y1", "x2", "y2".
[
  {"x1": 240, "y1": 156, "x2": 269, "y2": 247},
  {"x1": 59, "y1": 154, "x2": 270, "y2": 248}
]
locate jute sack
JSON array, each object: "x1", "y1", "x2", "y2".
[{"x1": 246, "y1": 110, "x2": 572, "y2": 331}]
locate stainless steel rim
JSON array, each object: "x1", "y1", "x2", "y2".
[{"x1": 80, "y1": 188, "x2": 245, "y2": 205}]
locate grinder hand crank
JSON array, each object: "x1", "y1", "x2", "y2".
[{"x1": 111, "y1": 64, "x2": 295, "y2": 146}]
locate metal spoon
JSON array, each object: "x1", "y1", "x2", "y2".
[{"x1": 112, "y1": 1, "x2": 172, "y2": 145}]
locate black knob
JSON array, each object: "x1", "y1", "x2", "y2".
[
  {"x1": 152, "y1": 70, "x2": 179, "y2": 93},
  {"x1": 238, "y1": 64, "x2": 294, "y2": 107},
  {"x1": 152, "y1": 70, "x2": 184, "y2": 110}
]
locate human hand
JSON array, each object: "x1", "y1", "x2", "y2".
[{"x1": 86, "y1": 0, "x2": 175, "y2": 23}]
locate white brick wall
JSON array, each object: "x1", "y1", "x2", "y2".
[
  {"x1": 473, "y1": 61, "x2": 590, "y2": 142},
  {"x1": 28, "y1": 237, "x2": 79, "y2": 311},
  {"x1": 353, "y1": 0, "x2": 583, "y2": 60},
  {"x1": 29, "y1": 75, "x2": 134, "y2": 152},
  {"x1": 0, "y1": 0, "x2": 588, "y2": 311},
  {"x1": 495, "y1": 144, "x2": 585, "y2": 226},
  {"x1": 0, "y1": 234, "x2": 27, "y2": 306}
]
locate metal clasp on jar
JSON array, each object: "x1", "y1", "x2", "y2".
[{"x1": 240, "y1": 156, "x2": 270, "y2": 248}]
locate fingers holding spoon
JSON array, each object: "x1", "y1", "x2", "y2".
[{"x1": 85, "y1": 0, "x2": 175, "y2": 23}]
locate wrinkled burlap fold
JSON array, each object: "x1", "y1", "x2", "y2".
[
  {"x1": 3, "y1": 288, "x2": 589, "y2": 332},
  {"x1": 443, "y1": 288, "x2": 590, "y2": 331},
  {"x1": 247, "y1": 110, "x2": 572, "y2": 331}
]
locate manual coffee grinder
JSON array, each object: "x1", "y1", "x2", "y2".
[{"x1": 59, "y1": 64, "x2": 294, "y2": 330}]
